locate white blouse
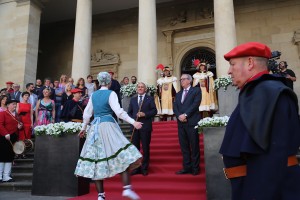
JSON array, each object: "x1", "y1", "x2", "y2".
[{"x1": 81, "y1": 86, "x2": 135, "y2": 130}]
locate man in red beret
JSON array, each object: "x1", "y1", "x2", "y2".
[
  {"x1": 219, "y1": 42, "x2": 300, "y2": 199},
  {"x1": 61, "y1": 88, "x2": 85, "y2": 122},
  {"x1": 5, "y1": 81, "x2": 14, "y2": 94}
]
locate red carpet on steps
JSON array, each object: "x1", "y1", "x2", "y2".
[{"x1": 68, "y1": 121, "x2": 207, "y2": 200}]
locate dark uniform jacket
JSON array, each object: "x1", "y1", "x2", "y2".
[{"x1": 220, "y1": 74, "x2": 300, "y2": 200}]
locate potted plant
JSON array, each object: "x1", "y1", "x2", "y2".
[
  {"x1": 197, "y1": 116, "x2": 232, "y2": 200},
  {"x1": 32, "y1": 122, "x2": 89, "y2": 197}
]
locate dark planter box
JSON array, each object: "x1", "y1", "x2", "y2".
[
  {"x1": 203, "y1": 127, "x2": 231, "y2": 200},
  {"x1": 32, "y1": 134, "x2": 89, "y2": 197}
]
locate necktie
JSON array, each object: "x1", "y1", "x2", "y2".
[
  {"x1": 138, "y1": 95, "x2": 143, "y2": 107},
  {"x1": 181, "y1": 89, "x2": 188, "y2": 103}
]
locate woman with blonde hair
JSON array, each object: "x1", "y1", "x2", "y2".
[
  {"x1": 59, "y1": 74, "x2": 68, "y2": 91},
  {"x1": 61, "y1": 83, "x2": 73, "y2": 110},
  {"x1": 35, "y1": 88, "x2": 55, "y2": 125}
]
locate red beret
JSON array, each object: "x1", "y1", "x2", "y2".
[
  {"x1": 224, "y1": 42, "x2": 271, "y2": 61},
  {"x1": 71, "y1": 88, "x2": 83, "y2": 94},
  {"x1": 108, "y1": 71, "x2": 114, "y2": 75},
  {"x1": 193, "y1": 59, "x2": 200, "y2": 66},
  {"x1": 6, "y1": 81, "x2": 14, "y2": 84}
]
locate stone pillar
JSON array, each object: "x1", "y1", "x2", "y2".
[
  {"x1": 214, "y1": 0, "x2": 238, "y2": 116},
  {"x1": 0, "y1": 0, "x2": 42, "y2": 89},
  {"x1": 214, "y1": 0, "x2": 237, "y2": 77},
  {"x1": 71, "y1": 0, "x2": 92, "y2": 82},
  {"x1": 137, "y1": 0, "x2": 157, "y2": 85}
]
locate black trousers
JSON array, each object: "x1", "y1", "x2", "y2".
[
  {"x1": 178, "y1": 125, "x2": 200, "y2": 171},
  {"x1": 132, "y1": 130, "x2": 152, "y2": 170},
  {"x1": 0, "y1": 133, "x2": 18, "y2": 162}
]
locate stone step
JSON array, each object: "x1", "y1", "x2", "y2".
[
  {"x1": 12, "y1": 164, "x2": 34, "y2": 173},
  {"x1": 14, "y1": 158, "x2": 34, "y2": 165},
  {"x1": 0, "y1": 181, "x2": 32, "y2": 191},
  {"x1": 11, "y1": 173, "x2": 33, "y2": 182}
]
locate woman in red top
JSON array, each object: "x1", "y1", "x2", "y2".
[
  {"x1": 17, "y1": 92, "x2": 33, "y2": 140},
  {"x1": 0, "y1": 99, "x2": 23, "y2": 182}
]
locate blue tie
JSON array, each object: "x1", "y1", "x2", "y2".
[{"x1": 138, "y1": 96, "x2": 143, "y2": 107}]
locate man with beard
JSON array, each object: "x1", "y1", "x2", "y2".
[{"x1": 131, "y1": 76, "x2": 137, "y2": 84}]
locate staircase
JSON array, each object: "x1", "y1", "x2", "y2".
[{"x1": 0, "y1": 123, "x2": 132, "y2": 192}]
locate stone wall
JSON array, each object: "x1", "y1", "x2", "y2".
[{"x1": 2, "y1": 0, "x2": 299, "y2": 105}]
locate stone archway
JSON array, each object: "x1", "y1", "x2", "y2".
[{"x1": 180, "y1": 47, "x2": 216, "y2": 77}]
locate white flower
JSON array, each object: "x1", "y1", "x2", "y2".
[
  {"x1": 196, "y1": 116, "x2": 230, "y2": 132},
  {"x1": 34, "y1": 122, "x2": 83, "y2": 137},
  {"x1": 214, "y1": 76, "x2": 233, "y2": 91}
]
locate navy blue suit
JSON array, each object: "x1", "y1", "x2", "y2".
[
  {"x1": 220, "y1": 75, "x2": 300, "y2": 200},
  {"x1": 173, "y1": 86, "x2": 201, "y2": 172},
  {"x1": 128, "y1": 94, "x2": 157, "y2": 171}
]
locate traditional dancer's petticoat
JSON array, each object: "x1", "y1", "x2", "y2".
[{"x1": 74, "y1": 120, "x2": 142, "y2": 180}]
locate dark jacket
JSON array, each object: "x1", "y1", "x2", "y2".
[
  {"x1": 173, "y1": 86, "x2": 201, "y2": 127},
  {"x1": 220, "y1": 74, "x2": 300, "y2": 200},
  {"x1": 128, "y1": 94, "x2": 157, "y2": 132}
]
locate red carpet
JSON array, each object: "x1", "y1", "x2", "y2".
[{"x1": 69, "y1": 121, "x2": 206, "y2": 200}]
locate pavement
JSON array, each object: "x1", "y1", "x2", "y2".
[{"x1": 0, "y1": 191, "x2": 71, "y2": 200}]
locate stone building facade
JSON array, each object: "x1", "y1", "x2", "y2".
[{"x1": 1, "y1": 0, "x2": 300, "y2": 113}]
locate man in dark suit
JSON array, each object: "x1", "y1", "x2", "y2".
[
  {"x1": 128, "y1": 82, "x2": 157, "y2": 176},
  {"x1": 173, "y1": 74, "x2": 201, "y2": 176},
  {"x1": 38, "y1": 78, "x2": 56, "y2": 101},
  {"x1": 9, "y1": 84, "x2": 22, "y2": 102}
]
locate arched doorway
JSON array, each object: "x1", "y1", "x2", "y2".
[{"x1": 180, "y1": 47, "x2": 217, "y2": 78}]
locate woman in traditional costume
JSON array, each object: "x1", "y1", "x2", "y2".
[
  {"x1": 0, "y1": 99, "x2": 23, "y2": 182},
  {"x1": 192, "y1": 59, "x2": 218, "y2": 117},
  {"x1": 157, "y1": 66, "x2": 177, "y2": 120},
  {"x1": 75, "y1": 72, "x2": 143, "y2": 200}
]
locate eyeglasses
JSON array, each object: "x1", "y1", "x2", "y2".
[{"x1": 180, "y1": 78, "x2": 188, "y2": 81}]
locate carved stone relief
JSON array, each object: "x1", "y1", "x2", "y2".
[
  {"x1": 91, "y1": 49, "x2": 120, "y2": 66},
  {"x1": 196, "y1": 7, "x2": 214, "y2": 20},
  {"x1": 170, "y1": 10, "x2": 187, "y2": 26},
  {"x1": 293, "y1": 29, "x2": 300, "y2": 58},
  {"x1": 90, "y1": 49, "x2": 120, "y2": 79}
]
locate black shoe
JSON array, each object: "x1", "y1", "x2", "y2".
[
  {"x1": 175, "y1": 169, "x2": 191, "y2": 175},
  {"x1": 142, "y1": 170, "x2": 148, "y2": 176},
  {"x1": 130, "y1": 169, "x2": 141, "y2": 176},
  {"x1": 192, "y1": 169, "x2": 200, "y2": 176}
]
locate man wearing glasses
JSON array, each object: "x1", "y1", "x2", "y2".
[{"x1": 173, "y1": 74, "x2": 202, "y2": 175}]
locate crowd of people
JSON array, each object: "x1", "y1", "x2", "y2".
[{"x1": 0, "y1": 42, "x2": 299, "y2": 200}]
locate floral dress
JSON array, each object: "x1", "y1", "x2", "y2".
[
  {"x1": 36, "y1": 99, "x2": 54, "y2": 125},
  {"x1": 75, "y1": 88, "x2": 142, "y2": 180}
]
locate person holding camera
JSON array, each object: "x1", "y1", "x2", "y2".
[{"x1": 279, "y1": 61, "x2": 297, "y2": 90}]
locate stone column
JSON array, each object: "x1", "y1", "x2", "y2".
[
  {"x1": 71, "y1": 0, "x2": 92, "y2": 82},
  {"x1": 0, "y1": 0, "x2": 42, "y2": 89},
  {"x1": 137, "y1": 0, "x2": 157, "y2": 85},
  {"x1": 214, "y1": 0, "x2": 238, "y2": 116}
]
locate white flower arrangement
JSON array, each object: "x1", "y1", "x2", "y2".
[
  {"x1": 214, "y1": 76, "x2": 233, "y2": 91},
  {"x1": 195, "y1": 116, "x2": 230, "y2": 132},
  {"x1": 34, "y1": 122, "x2": 83, "y2": 137},
  {"x1": 120, "y1": 84, "x2": 137, "y2": 97},
  {"x1": 120, "y1": 83, "x2": 157, "y2": 97}
]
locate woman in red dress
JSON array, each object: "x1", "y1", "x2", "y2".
[{"x1": 17, "y1": 92, "x2": 33, "y2": 140}]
